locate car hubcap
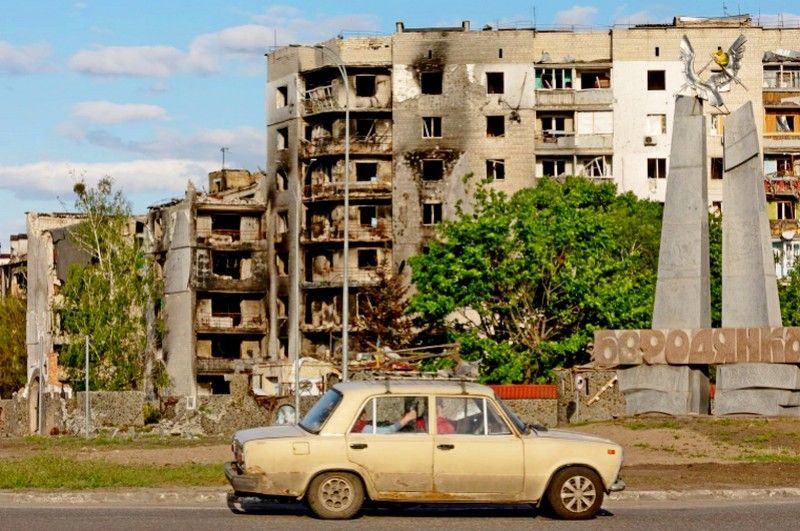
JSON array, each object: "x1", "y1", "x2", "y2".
[
  {"x1": 560, "y1": 475, "x2": 596, "y2": 513},
  {"x1": 320, "y1": 477, "x2": 353, "y2": 511}
]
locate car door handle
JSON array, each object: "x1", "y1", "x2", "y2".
[
  {"x1": 349, "y1": 443, "x2": 368, "y2": 450},
  {"x1": 437, "y1": 444, "x2": 455, "y2": 451}
]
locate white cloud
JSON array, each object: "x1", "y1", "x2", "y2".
[
  {"x1": 0, "y1": 159, "x2": 216, "y2": 197},
  {"x1": 252, "y1": 5, "x2": 378, "y2": 42},
  {"x1": 68, "y1": 45, "x2": 191, "y2": 77},
  {"x1": 59, "y1": 125, "x2": 264, "y2": 169},
  {"x1": 613, "y1": 10, "x2": 657, "y2": 26},
  {"x1": 0, "y1": 40, "x2": 51, "y2": 73},
  {"x1": 72, "y1": 101, "x2": 169, "y2": 124},
  {"x1": 554, "y1": 6, "x2": 598, "y2": 27}
]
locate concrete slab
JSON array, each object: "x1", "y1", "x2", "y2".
[
  {"x1": 715, "y1": 389, "x2": 800, "y2": 416},
  {"x1": 618, "y1": 365, "x2": 708, "y2": 415},
  {"x1": 716, "y1": 363, "x2": 800, "y2": 391}
]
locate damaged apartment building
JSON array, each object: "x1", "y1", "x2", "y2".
[{"x1": 266, "y1": 15, "x2": 800, "y2": 362}]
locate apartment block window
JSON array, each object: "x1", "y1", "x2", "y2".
[
  {"x1": 711, "y1": 158, "x2": 724, "y2": 180},
  {"x1": 486, "y1": 159, "x2": 505, "y2": 180},
  {"x1": 541, "y1": 158, "x2": 567, "y2": 177},
  {"x1": 358, "y1": 249, "x2": 379, "y2": 269},
  {"x1": 648, "y1": 158, "x2": 667, "y2": 179},
  {"x1": 580, "y1": 70, "x2": 611, "y2": 89},
  {"x1": 420, "y1": 71, "x2": 443, "y2": 94},
  {"x1": 276, "y1": 85, "x2": 288, "y2": 108},
  {"x1": 359, "y1": 206, "x2": 378, "y2": 227},
  {"x1": 776, "y1": 201, "x2": 796, "y2": 220},
  {"x1": 356, "y1": 162, "x2": 378, "y2": 182},
  {"x1": 355, "y1": 119, "x2": 376, "y2": 139},
  {"x1": 422, "y1": 116, "x2": 442, "y2": 138},
  {"x1": 541, "y1": 115, "x2": 567, "y2": 135},
  {"x1": 355, "y1": 75, "x2": 376, "y2": 97},
  {"x1": 486, "y1": 72, "x2": 504, "y2": 94},
  {"x1": 423, "y1": 203, "x2": 443, "y2": 225},
  {"x1": 277, "y1": 127, "x2": 289, "y2": 150},
  {"x1": 646, "y1": 114, "x2": 667, "y2": 135},
  {"x1": 422, "y1": 159, "x2": 444, "y2": 181},
  {"x1": 777, "y1": 115, "x2": 796, "y2": 133},
  {"x1": 536, "y1": 68, "x2": 572, "y2": 89},
  {"x1": 486, "y1": 115, "x2": 505, "y2": 137},
  {"x1": 647, "y1": 70, "x2": 666, "y2": 90}
]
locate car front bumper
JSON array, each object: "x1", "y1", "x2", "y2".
[{"x1": 225, "y1": 461, "x2": 262, "y2": 495}]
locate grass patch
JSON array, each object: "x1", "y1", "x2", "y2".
[
  {"x1": 735, "y1": 452, "x2": 800, "y2": 464},
  {"x1": 623, "y1": 419, "x2": 680, "y2": 431},
  {"x1": 744, "y1": 431, "x2": 777, "y2": 444},
  {"x1": 19, "y1": 434, "x2": 228, "y2": 451},
  {"x1": 0, "y1": 456, "x2": 226, "y2": 489}
]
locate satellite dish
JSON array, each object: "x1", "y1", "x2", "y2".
[{"x1": 781, "y1": 230, "x2": 796, "y2": 241}]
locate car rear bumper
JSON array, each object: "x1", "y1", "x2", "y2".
[{"x1": 225, "y1": 461, "x2": 262, "y2": 495}]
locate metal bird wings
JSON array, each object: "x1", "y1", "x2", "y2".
[{"x1": 677, "y1": 34, "x2": 747, "y2": 110}]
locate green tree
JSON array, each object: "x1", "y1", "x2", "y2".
[
  {"x1": 58, "y1": 178, "x2": 161, "y2": 391},
  {"x1": 779, "y1": 265, "x2": 800, "y2": 326},
  {"x1": 408, "y1": 176, "x2": 663, "y2": 383},
  {"x1": 0, "y1": 296, "x2": 27, "y2": 398}
]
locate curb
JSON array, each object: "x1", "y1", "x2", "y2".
[
  {"x1": 2, "y1": 487, "x2": 800, "y2": 506},
  {"x1": 610, "y1": 487, "x2": 800, "y2": 502}
]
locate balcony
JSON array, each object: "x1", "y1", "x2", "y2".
[
  {"x1": 300, "y1": 134, "x2": 392, "y2": 158},
  {"x1": 534, "y1": 132, "x2": 613, "y2": 152},
  {"x1": 303, "y1": 180, "x2": 392, "y2": 201},
  {"x1": 195, "y1": 312, "x2": 266, "y2": 334},
  {"x1": 765, "y1": 173, "x2": 800, "y2": 196},
  {"x1": 195, "y1": 357, "x2": 257, "y2": 374},
  {"x1": 535, "y1": 89, "x2": 613, "y2": 108}
]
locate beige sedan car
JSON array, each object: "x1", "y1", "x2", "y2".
[{"x1": 225, "y1": 380, "x2": 624, "y2": 520}]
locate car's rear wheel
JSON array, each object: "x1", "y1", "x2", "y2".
[
  {"x1": 307, "y1": 471, "x2": 364, "y2": 520},
  {"x1": 545, "y1": 466, "x2": 603, "y2": 520}
]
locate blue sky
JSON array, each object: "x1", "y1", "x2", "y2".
[{"x1": 1, "y1": 1, "x2": 799, "y2": 247}]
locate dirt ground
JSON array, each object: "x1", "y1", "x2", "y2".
[{"x1": 3, "y1": 417, "x2": 800, "y2": 491}]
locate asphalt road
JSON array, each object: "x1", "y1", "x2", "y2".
[{"x1": 1, "y1": 498, "x2": 799, "y2": 531}]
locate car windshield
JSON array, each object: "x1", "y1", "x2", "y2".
[
  {"x1": 299, "y1": 389, "x2": 343, "y2": 433},
  {"x1": 497, "y1": 396, "x2": 530, "y2": 434}
]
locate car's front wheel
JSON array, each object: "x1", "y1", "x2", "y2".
[
  {"x1": 545, "y1": 466, "x2": 603, "y2": 520},
  {"x1": 307, "y1": 471, "x2": 364, "y2": 520}
]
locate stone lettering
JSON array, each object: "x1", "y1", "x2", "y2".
[
  {"x1": 665, "y1": 330, "x2": 690, "y2": 364},
  {"x1": 640, "y1": 330, "x2": 666, "y2": 364}
]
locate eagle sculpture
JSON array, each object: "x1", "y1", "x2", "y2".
[{"x1": 677, "y1": 34, "x2": 747, "y2": 110}]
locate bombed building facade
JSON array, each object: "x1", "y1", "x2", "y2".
[{"x1": 265, "y1": 16, "x2": 800, "y2": 363}]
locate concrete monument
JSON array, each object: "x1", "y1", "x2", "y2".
[{"x1": 597, "y1": 34, "x2": 800, "y2": 417}]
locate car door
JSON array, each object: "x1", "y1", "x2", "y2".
[
  {"x1": 345, "y1": 395, "x2": 434, "y2": 495},
  {"x1": 433, "y1": 396, "x2": 524, "y2": 497}
]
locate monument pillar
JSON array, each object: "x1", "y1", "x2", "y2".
[
  {"x1": 617, "y1": 96, "x2": 710, "y2": 416},
  {"x1": 715, "y1": 102, "x2": 797, "y2": 415}
]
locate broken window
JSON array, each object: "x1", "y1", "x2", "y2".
[
  {"x1": 304, "y1": 124, "x2": 313, "y2": 141},
  {"x1": 276, "y1": 85, "x2": 288, "y2": 108},
  {"x1": 422, "y1": 116, "x2": 442, "y2": 138},
  {"x1": 277, "y1": 127, "x2": 289, "y2": 150},
  {"x1": 777, "y1": 115, "x2": 795, "y2": 133},
  {"x1": 211, "y1": 251, "x2": 249, "y2": 279},
  {"x1": 711, "y1": 158, "x2": 724, "y2": 180},
  {"x1": 579, "y1": 70, "x2": 610, "y2": 89},
  {"x1": 581, "y1": 156, "x2": 610, "y2": 178},
  {"x1": 211, "y1": 214, "x2": 241, "y2": 239},
  {"x1": 357, "y1": 249, "x2": 378, "y2": 269},
  {"x1": 486, "y1": 159, "x2": 505, "y2": 180},
  {"x1": 422, "y1": 159, "x2": 444, "y2": 181},
  {"x1": 777, "y1": 201, "x2": 796, "y2": 220},
  {"x1": 486, "y1": 115, "x2": 505, "y2": 137},
  {"x1": 197, "y1": 375, "x2": 230, "y2": 395},
  {"x1": 648, "y1": 158, "x2": 667, "y2": 179},
  {"x1": 359, "y1": 206, "x2": 378, "y2": 227},
  {"x1": 352, "y1": 396, "x2": 428, "y2": 434},
  {"x1": 536, "y1": 68, "x2": 572, "y2": 89},
  {"x1": 420, "y1": 71, "x2": 443, "y2": 94},
  {"x1": 423, "y1": 203, "x2": 443, "y2": 225},
  {"x1": 647, "y1": 70, "x2": 666, "y2": 91},
  {"x1": 646, "y1": 114, "x2": 667, "y2": 135},
  {"x1": 486, "y1": 72, "x2": 504, "y2": 94},
  {"x1": 355, "y1": 119, "x2": 376, "y2": 139},
  {"x1": 540, "y1": 115, "x2": 569, "y2": 136},
  {"x1": 276, "y1": 211, "x2": 288, "y2": 235},
  {"x1": 355, "y1": 75, "x2": 376, "y2": 97},
  {"x1": 541, "y1": 159, "x2": 567, "y2": 177},
  {"x1": 356, "y1": 162, "x2": 378, "y2": 182}
]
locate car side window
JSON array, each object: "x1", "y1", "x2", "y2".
[
  {"x1": 352, "y1": 396, "x2": 428, "y2": 434},
  {"x1": 436, "y1": 397, "x2": 512, "y2": 435}
]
